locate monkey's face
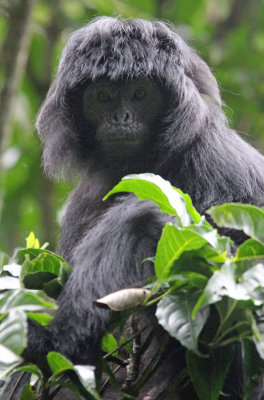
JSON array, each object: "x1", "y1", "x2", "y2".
[{"x1": 82, "y1": 78, "x2": 165, "y2": 157}]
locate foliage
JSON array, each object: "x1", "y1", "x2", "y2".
[{"x1": 1, "y1": 176, "x2": 264, "y2": 399}]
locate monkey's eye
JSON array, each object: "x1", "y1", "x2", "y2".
[
  {"x1": 98, "y1": 92, "x2": 110, "y2": 102},
  {"x1": 133, "y1": 89, "x2": 145, "y2": 100}
]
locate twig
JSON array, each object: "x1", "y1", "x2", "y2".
[{"x1": 123, "y1": 317, "x2": 141, "y2": 390}]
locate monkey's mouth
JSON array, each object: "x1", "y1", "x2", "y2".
[
  {"x1": 96, "y1": 128, "x2": 145, "y2": 154},
  {"x1": 107, "y1": 136, "x2": 141, "y2": 144},
  {"x1": 99, "y1": 136, "x2": 143, "y2": 156}
]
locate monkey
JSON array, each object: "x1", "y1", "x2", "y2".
[{"x1": 5, "y1": 16, "x2": 264, "y2": 400}]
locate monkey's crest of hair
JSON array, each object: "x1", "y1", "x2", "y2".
[{"x1": 56, "y1": 17, "x2": 220, "y2": 98}]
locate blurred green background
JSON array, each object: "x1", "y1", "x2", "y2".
[{"x1": 0, "y1": 0, "x2": 264, "y2": 254}]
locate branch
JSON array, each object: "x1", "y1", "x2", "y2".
[
  {"x1": 215, "y1": 0, "x2": 258, "y2": 40},
  {"x1": 0, "y1": 0, "x2": 36, "y2": 154}
]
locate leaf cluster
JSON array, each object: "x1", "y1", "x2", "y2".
[
  {"x1": 0, "y1": 234, "x2": 99, "y2": 399},
  {"x1": 2, "y1": 175, "x2": 264, "y2": 399},
  {"x1": 106, "y1": 173, "x2": 264, "y2": 400}
]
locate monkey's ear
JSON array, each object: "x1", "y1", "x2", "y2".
[{"x1": 35, "y1": 83, "x2": 82, "y2": 180}]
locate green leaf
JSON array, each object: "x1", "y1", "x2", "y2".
[
  {"x1": 104, "y1": 173, "x2": 200, "y2": 226},
  {"x1": 207, "y1": 203, "x2": 264, "y2": 244},
  {"x1": 156, "y1": 291, "x2": 209, "y2": 354},
  {"x1": 22, "y1": 270, "x2": 57, "y2": 289},
  {"x1": 184, "y1": 223, "x2": 218, "y2": 248},
  {"x1": 236, "y1": 238, "x2": 264, "y2": 260},
  {"x1": 0, "y1": 310, "x2": 27, "y2": 358},
  {"x1": 42, "y1": 277, "x2": 65, "y2": 299},
  {"x1": 252, "y1": 328, "x2": 264, "y2": 360},
  {"x1": 187, "y1": 346, "x2": 235, "y2": 400},
  {"x1": 27, "y1": 312, "x2": 53, "y2": 326},
  {"x1": 154, "y1": 224, "x2": 211, "y2": 280},
  {"x1": 47, "y1": 352, "x2": 100, "y2": 399},
  {"x1": 47, "y1": 351, "x2": 73, "y2": 375},
  {"x1": 193, "y1": 262, "x2": 249, "y2": 317},
  {"x1": 184, "y1": 216, "x2": 233, "y2": 254},
  {"x1": 16, "y1": 364, "x2": 43, "y2": 380},
  {"x1": 215, "y1": 303, "x2": 253, "y2": 346},
  {"x1": 17, "y1": 248, "x2": 72, "y2": 293},
  {"x1": 164, "y1": 272, "x2": 207, "y2": 292},
  {"x1": 101, "y1": 333, "x2": 118, "y2": 354},
  {"x1": 239, "y1": 263, "x2": 264, "y2": 305},
  {"x1": 243, "y1": 338, "x2": 264, "y2": 378},
  {"x1": 0, "y1": 289, "x2": 57, "y2": 312},
  {"x1": 74, "y1": 365, "x2": 100, "y2": 399},
  {"x1": 17, "y1": 248, "x2": 69, "y2": 269},
  {"x1": 232, "y1": 239, "x2": 264, "y2": 277},
  {"x1": 242, "y1": 339, "x2": 264, "y2": 398}
]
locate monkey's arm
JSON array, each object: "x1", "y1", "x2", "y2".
[{"x1": 28, "y1": 195, "x2": 170, "y2": 365}]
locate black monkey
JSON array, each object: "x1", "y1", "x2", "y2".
[{"x1": 8, "y1": 16, "x2": 264, "y2": 399}]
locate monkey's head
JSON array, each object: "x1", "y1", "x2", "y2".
[
  {"x1": 36, "y1": 17, "x2": 222, "y2": 179},
  {"x1": 81, "y1": 78, "x2": 165, "y2": 158}
]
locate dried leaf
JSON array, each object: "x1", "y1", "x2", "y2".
[{"x1": 94, "y1": 288, "x2": 151, "y2": 311}]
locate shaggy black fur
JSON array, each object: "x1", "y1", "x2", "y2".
[{"x1": 6, "y1": 17, "x2": 264, "y2": 400}]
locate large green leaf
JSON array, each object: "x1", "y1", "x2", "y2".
[
  {"x1": 18, "y1": 249, "x2": 72, "y2": 280},
  {"x1": 208, "y1": 203, "x2": 264, "y2": 244},
  {"x1": 0, "y1": 289, "x2": 57, "y2": 313},
  {"x1": 192, "y1": 261, "x2": 249, "y2": 317},
  {"x1": 17, "y1": 248, "x2": 72, "y2": 297},
  {"x1": 104, "y1": 173, "x2": 200, "y2": 226},
  {"x1": 47, "y1": 352, "x2": 100, "y2": 399},
  {"x1": 74, "y1": 365, "x2": 99, "y2": 398},
  {"x1": 242, "y1": 339, "x2": 264, "y2": 398},
  {"x1": 0, "y1": 310, "x2": 27, "y2": 359},
  {"x1": 239, "y1": 263, "x2": 264, "y2": 305},
  {"x1": 187, "y1": 346, "x2": 235, "y2": 400},
  {"x1": 236, "y1": 238, "x2": 264, "y2": 260},
  {"x1": 154, "y1": 224, "x2": 212, "y2": 280},
  {"x1": 156, "y1": 291, "x2": 209, "y2": 354},
  {"x1": 194, "y1": 259, "x2": 264, "y2": 318},
  {"x1": 16, "y1": 364, "x2": 43, "y2": 380},
  {"x1": 16, "y1": 248, "x2": 66, "y2": 265}
]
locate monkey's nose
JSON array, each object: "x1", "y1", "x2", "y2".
[{"x1": 112, "y1": 111, "x2": 132, "y2": 124}]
